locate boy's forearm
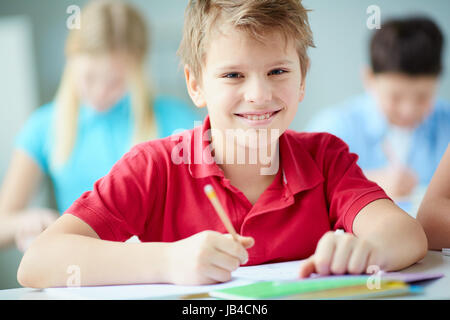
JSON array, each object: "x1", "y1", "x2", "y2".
[{"x1": 18, "y1": 234, "x2": 172, "y2": 288}]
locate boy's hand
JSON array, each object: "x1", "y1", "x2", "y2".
[
  {"x1": 167, "y1": 230, "x2": 255, "y2": 285},
  {"x1": 298, "y1": 231, "x2": 380, "y2": 278},
  {"x1": 384, "y1": 165, "x2": 418, "y2": 199},
  {"x1": 369, "y1": 165, "x2": 418, "y2": 199}
]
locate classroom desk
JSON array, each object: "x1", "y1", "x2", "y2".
[{"x1": 0, "y1": 250, "x2": 448, "y2": 300}]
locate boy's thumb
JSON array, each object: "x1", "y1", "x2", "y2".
[{"x1": 238, "y1": 235, "x2": 255, "y2": 249}]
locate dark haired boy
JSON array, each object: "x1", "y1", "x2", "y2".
[{"x1": 308, "y1": 16, "x2": 450, "y2": 202}]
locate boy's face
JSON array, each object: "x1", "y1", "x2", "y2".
[
  {"x1": 186, "y1": 27, "x2": 305, "y2": 148},
  {"x1": 366, "y1": 72, "x2": 438, "y2": 128}
]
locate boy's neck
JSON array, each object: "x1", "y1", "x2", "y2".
[
  {"x1": 214, "y1": 140, "x2": 280, "y2": 206},
  {"x1": 211, "y1": 132, "x2": 280, "y2": 183}
]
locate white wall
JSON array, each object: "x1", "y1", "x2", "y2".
[
  {"x1": 0, "y1": 16, "x2": 39, "y2": 289},
  {"x1": 0, "y1": 16, "x2": 38, "y2": 177}
]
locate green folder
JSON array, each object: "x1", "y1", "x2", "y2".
[{"x1": 209, "y1": 277, "x2": 417, "y2": 300}]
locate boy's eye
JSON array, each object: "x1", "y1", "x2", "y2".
[
  {"x1": 223, "y1": 72, "x2": 242, "y2": 79},
  {"x1": 269, "y1": 69, "x2": 287, "y2": 76}
]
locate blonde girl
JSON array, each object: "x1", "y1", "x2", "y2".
[{"x1": 0, "y1": 0, "x2": 200, "y2": 251}]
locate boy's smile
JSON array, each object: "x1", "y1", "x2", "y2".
[
  {"x1": 186, "y1": 26, "x2": 306, "y2": 146},
  {"x1": 233, "y1": 108, "x2": 283, "y2": 127}
]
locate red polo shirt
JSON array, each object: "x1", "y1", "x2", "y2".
[{"x1": 66, "y1": 116, "x2": 389, "y2": 265}]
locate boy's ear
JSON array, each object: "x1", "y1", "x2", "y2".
[
  {"x1": 299, "y1": 60, "x2": 310, "y2": 103},
  {"x1": 299, "y1": 80, "x2": 306, "y2": 102},
  {"x1": 184, "y1": 65, "x2": 207, "y2": 108}
]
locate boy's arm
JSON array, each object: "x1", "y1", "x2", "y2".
[
  {"x1": 299, "y1": 134, "x2": 427, "y2": 278},
  {"x1": 17, "y1": 141, "x2": 255, "y2": 288},
  {"x1": 298, "y1": 199, "x2": 427, "y2": 278},
  {"x1": 18, "y1": 213, "x2": 254, "y2": 288},
  {"x1": 417, "y1": 146, "x2": 450, "y2": 249},
  {"x1": 17, "y1": 214, "x2": 171, "y2": 288}
]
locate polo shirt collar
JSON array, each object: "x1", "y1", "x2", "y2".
[
  {"x1": 278, "y1": 131, "x2": 324, "y2": 196},
  {"x1": 188, "y1": 116, "x2": 324, "y2": 196}
]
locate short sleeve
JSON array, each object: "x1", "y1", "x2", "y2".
[
  {"x1": 14, "y1": 103, "x2": 53, "y2": 173},
  {"x1": 64, "y1": 143, "x2": 162, "y2": 242},
  {"x1": 321, "y1": 134, "x2": 390, "y2": 233}
]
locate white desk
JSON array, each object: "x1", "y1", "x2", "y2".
[{"x1": 0, "y1": 250, "x2": 448, "y2": 300}]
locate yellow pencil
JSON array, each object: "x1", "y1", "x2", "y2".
[{"x1": 204, "y1": 184, "x2": 238, "y2": 241}]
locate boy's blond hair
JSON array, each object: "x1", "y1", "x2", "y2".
[{"x1": 178, "y1": 0, "x2": 314, "y2": 80}]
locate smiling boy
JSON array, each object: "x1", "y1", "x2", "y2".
[{"x1": 18, "y1": 0, "x2": 427, "y2": 288}]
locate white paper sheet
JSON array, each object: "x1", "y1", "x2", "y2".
[
  {"x1": 232, "y1": 260, "x2": 304, "y2": 281},
  {"x1": 44, "y1": 259, "x2": 305, "y2": 299},
  {"x1": 44, "y1": 279, "x2": 253, "y2": 300}
]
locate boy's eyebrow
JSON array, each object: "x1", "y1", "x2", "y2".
[
  {"x1": 214, "y1": 59, "x2": 296, "y2": 71},
  {"x1": 267, "y1": 59, "x2": 296, "y2": 67}
]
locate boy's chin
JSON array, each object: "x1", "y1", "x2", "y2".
[
  {"x1": 235, "y1": 135, "x2": 280, "y2": 150},
  {"x1": 389, "y1": 119, "x2": 421, "y2": 129}
]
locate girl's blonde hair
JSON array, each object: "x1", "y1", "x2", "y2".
[{"x1": 52, "y1": 0, "x2": 156, "y2": 168}]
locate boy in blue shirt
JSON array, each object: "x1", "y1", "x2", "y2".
[{"x1": 307, "y1": 17, "x2": 450, "y2": 200}]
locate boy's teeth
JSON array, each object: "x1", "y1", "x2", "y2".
[{"x1": 242, "y1": 112, "x2": 273, "y2": 120}]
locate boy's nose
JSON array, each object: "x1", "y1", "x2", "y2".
[{"x1": 243, "y1": 77, "x2": 272, "y2": 105}]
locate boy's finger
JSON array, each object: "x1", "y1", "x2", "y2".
[
  {"x1": 298, "y1": 256, "x2": 316, "y2": 278},
  {"x1": 210, "y1": 250, "x2": 241, "y2": 272},
  {"x1": 330, "y1": 234, "x2": 355, "y2": 275},
  {"x1": 216, "y1": 235, "x2": 248, "y2": 264},
  {"x1": 204, "y1": 264, "x2": 232, "y2": 283},
  {"x1": 347, "y1": 241, "x2": 371, "y2": 274},
  {"x1": 314, "y1": 231, "x2": 336, "y2": 275}
]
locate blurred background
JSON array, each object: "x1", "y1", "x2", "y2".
[{"x1": 0, "y1": 0, "x2": 449, "y2": 289}]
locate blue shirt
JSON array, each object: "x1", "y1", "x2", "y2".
[
  {"x1": 15, "y1": 94, "x2": 202, "y2": 212},
  {"x1": 306, "y1": 93, "x2": 450, "y2": 186}
]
